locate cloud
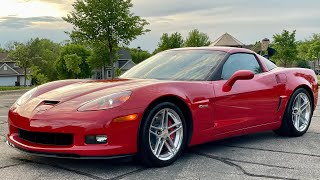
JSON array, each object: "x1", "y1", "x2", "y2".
[
  {"x1": 1, "y1": 0, "x2": 320, "y2": 52},
  {"x1": 0, "y1": 16, "x2": 64, "y2": 29}
]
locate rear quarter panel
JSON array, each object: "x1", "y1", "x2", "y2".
[{"x1": 275, "y1": 67, "x2": 318, "y2": 110}]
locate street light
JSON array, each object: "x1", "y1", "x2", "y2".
[{"x1": 137, "y1": 46, "x2": 141, "y2": 63}]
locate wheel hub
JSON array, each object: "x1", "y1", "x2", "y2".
[
  {"x1": 148, "y1": 108, "x2": 183, "y2": 161},
  {"x1": 292, "y1": 93, "x2": 311, "y2": 132}
]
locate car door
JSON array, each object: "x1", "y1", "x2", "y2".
[{"x1": 212, "y1": 53, "x2": 280, "y2": 134}]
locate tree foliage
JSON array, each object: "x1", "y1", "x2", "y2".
[
  {"x1": 63, "y1": 0, "x2": 150, "y2": 79},
  {"x1": 28, "y1": 38, "x2": 61, "y2": 84},
  {"x1": 87, "y1": 41, "x2": 111, "y2": 69},
  {"x1": 184, "y1": 29, "x2": 211, "y2": 47},
  {"x1": 129, "y1": 48, "x2": 151, "y2": 63},
  {"x1": 297, "y1": 33, "x2": 320, "y2": 69},
  {"x1": 272, "y1": 30, "x2": 298, "y2": 67},
  {"x1": 154, "y1": 32, "x2": 184, "y2": 54},
  {"x1": 8, "y1": 43, "x2": 32, "y2": 86},
  {"x1": 55, "y1": 44, "x2": 92, "y2": 79}
]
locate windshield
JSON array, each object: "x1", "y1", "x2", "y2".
[{"x1": 121, "y1": 50, "x2": 227, "y2": 81}]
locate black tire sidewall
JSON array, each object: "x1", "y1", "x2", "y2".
[
  {"x1": 138, "y1": 102, "x2": 187, "y2": 167},
  {"x1": 284, "y1": 88, "x2": 313, "y2": 136}
]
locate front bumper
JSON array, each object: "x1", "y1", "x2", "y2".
[
  {"x1": 7, "y1": 106, "x2": 144, "y2": 157},
  {"x1": 6, "y1": 140, "x2": 134, "y2": 159}
]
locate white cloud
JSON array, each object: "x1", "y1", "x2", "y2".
[{"x1": 1, "y1": 0, "x2": 320, "y2": 52}]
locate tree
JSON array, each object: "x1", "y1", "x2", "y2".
[
  {"x1": 87, "y1": 41, "x2": 111, "y2": 70},
  {"x1": 309, "y1": 41, "x2": 320, "y2": 69},
  {"x1": 8, "y1": 43, "x2": 32, "y2": 86},
  {"x1": 184, "y1": 29, "x2": 211, "y2": 47},
  {"x1": 297, "y1": 33, "x2": 320, "y2": 69},
  {"x1": 272, "y1": 30, "x2": 298, "y2": 67},
  {"x1": 28, "y1": 38, "x2": 61, "y2": 84},
  {"x1": 64, "y1": 54, "x2": 82, "y2": 77},
  {"x1": 129, "y1": 48, "x2": 151, "y2": 63},
  {"x1": 154, "y1": 32, "x2": 184, "y2": 54},
  {"x1": 55, "y1": 44, "x2": 92, "y2": 79},
  {"x1": 63, "y1": 0, "x2": 150, "y2": 79}
]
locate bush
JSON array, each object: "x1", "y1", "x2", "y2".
[{"x1": 295, "y1": 60, "x2": 311, "y2": 68}]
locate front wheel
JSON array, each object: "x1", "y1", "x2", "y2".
[
  {"x1": 138, "y1": 102, "x2": 187, "y2": 167},
  {"x1": 274, "y1": 88, "x2": 313, "y2": 137}
]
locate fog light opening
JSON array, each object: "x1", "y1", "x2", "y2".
[
  {"x1": 96, "y1": 135, "x2": 107, "y2": 143},
  {"x1": 85, "y1": 135, "x2": 108, "y2": 144}
]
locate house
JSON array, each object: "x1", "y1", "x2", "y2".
[
  {"x1": 93, "y1": 49, "x2": 136, "y2": 79},
  {"x1": 0, "y1": 52, "x2": 31, "y2": 86},
  {"x1": 210, "y1": 33, "x2": 244, "y2": 48}
]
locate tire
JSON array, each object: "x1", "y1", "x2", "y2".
[
  {"x1": 138, "y1": 102, "x2": 187, "y2": 167},
  {"x1": 274, "y1": 88, "x2": 313, "y2": 137}
]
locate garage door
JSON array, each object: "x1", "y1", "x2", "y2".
[{"x1": 0, "y1": 76, "x2": 17, "y2": 86}]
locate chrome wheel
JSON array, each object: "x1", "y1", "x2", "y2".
[
  {"x1": 148, "y1": 108, "x2": 183, "y2": 161},
  {"x1": 292, "y1": 93, "x2": 311, "y2": 132}
]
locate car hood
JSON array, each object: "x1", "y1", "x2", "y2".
[
  {"x1": 14, "y1": 79, "x2": 162, "y2": 118},
  {"x1": 37, "y1": 78, "x2": 158, "y2": 102}
]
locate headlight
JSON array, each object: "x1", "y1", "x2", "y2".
[
  {"x1": 78, "y1": 91, "x2": 132, "y2": 112},
  {"x1": 15, "y1": 87, "x2": 37, "y2": 106}
]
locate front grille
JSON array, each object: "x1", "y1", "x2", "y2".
[{"x1": 18, "y1": 129, "x2": 73, "y2": 146}]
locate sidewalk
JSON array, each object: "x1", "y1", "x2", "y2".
[{"x1": 0, "y1": 89, "x2": 28, "y2": 95}]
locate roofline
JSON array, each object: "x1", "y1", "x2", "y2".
[
  {"x1": 210, "y1": 33, "x2": 244, "y2": 46},
  {"x1": 119, "y1": 59, "x2": 136, "y2": 69},
  {"x1": 0, "y1": 62, "x2": 20, "y2": 75},
  {"x1": 167, "y1": 46, "x2": 255, "y2": 54}
]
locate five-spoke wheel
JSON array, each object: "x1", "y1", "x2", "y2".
[
  {"x1": 292, "y1": 93, "x2": 311, "y2": 132},
  {"x1": 138, "y1": 102, "x2": 187, "y2": 167},
  {"x1": 149, "y1": 108, "x2": 183, "y2": 161}
]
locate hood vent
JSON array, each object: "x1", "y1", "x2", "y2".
[{"x1": 43, "y1": 100, "x2": 60, "y2": 105}]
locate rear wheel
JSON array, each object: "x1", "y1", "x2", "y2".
[
  {"x1": 138, "y1": 102, "x2": 187, "y2": 167},
  {"x1": 274, "y1": 88, "x2": 313, "y2": 137}
]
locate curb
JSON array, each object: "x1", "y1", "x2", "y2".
[{"x1": 0, "y1": 89, "x2": 29, "y2": 95}]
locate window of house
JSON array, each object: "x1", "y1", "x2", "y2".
[
  {"x1": 221, "y1": 53, "x2": 262, "y2": 80},
  {"x1": 107, "y1": 70, "x2": 111, "y2": 78},
  {"x1": 3, "y1": 65, "x2": 7, "y2": 71}
]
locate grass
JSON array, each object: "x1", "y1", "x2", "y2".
[
  {"x1": 0, "y1": 86, "x2": 33, "y2": 91},
  {"x1": 317, "y1": 75, "x2": 320, "y2": 83}
]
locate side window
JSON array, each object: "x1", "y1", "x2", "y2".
[{"x1": 221, "y1": 53, "x2": 262, "y2": 80}]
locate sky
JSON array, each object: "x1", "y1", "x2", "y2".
[{"x1": 0, "y1": 0, "x2": 319, "y2": 52}]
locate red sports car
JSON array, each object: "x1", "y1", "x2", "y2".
[{"x1": 7, "y1": 47, "x2": 318, "y2": 167}]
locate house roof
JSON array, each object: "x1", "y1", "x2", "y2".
[
  {"x1": 209, "y1": 33, "x2": 244, "y2": 47},
  {"x1": 0, "y1": 62, "x2": 20, "y2": 75},
  {"x1": 0, "y1": 53, "x2": 30, "y2": 76},
  {"x1": 118, "y1": 49, "x2": 132, "y2": 60},
  {"x1": 121, "y1": 60, "x2": 136, "y2": 70},
  {"x1": 118, "y1": 60, "x2": 128, "y2": 68}
]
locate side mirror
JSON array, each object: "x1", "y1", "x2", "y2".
[{"x1": 223, "y1": 70, "x2": 254, "y2": 92}]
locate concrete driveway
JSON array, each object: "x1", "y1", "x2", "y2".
[{"x1": 1, "y1": 91, "x2": 320, "y2": 180}]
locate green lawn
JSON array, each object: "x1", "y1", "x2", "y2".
[
  {"x1": 0, "y1": 86, "x2": 33, "y2": 91},
  {"x1": 318, "y1": 75, "x2": 320, "y2": 83}
]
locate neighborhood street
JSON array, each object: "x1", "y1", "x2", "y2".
[{"x1": 1, "y1": 91, "x2": 320, "y2": 180}]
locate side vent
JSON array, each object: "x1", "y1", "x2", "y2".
[
  {"x1": 276, "y1": 96, "x2": 287, "y2": 112},
  {"x1": 276, "y1": 97, "x2": 282, "y2": 112}
]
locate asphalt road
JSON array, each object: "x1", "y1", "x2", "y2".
[{"x1": 1, "y1": 91, "x2": 320, "y2": 180}]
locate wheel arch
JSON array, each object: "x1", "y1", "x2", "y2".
[
  {"x1": 291, "y1": 85, "x2": 315, "y2": 110},
  {"x1": 138, "y1": 95, "x2": 194, "y2": 147}
]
